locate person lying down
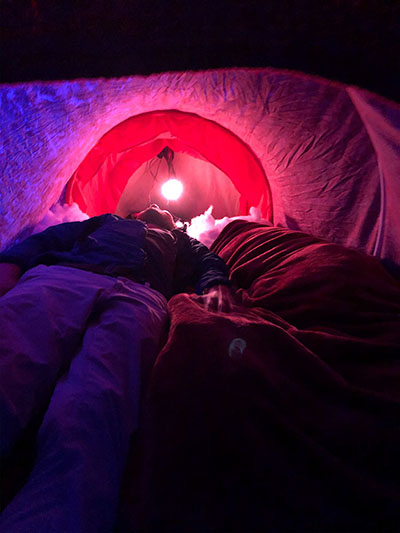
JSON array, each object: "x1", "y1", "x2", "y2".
[{"x1": 0, "y1": 204, "x2": 233, "y2": 532}]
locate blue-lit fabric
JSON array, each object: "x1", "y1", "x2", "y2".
[
  {"x1": 0, "y1": 214, "x2": 145, "y2": 273},
  {"x1": 0, "y1": 214, "x2": 230, "y2": 298}
]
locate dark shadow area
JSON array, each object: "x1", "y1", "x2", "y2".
[{"x1": 1, "y1": 0, "x2": 399, "y2": 101}]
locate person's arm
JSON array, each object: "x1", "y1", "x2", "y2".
[
  {"x1": 184, "y1": 234, "x2": 235, "y2": 312},
  {"x1": 0, "y1": 214, "x2": 112, "y2": 273},
  {"x1": 200, "y1": 284, "x2": 235, "y2": 312},
  {"x1": 185, "y1": 235, "x2": 231, "y2": 295}
]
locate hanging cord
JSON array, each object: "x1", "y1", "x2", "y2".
[
  {"x1": 147, "y1": 157, "x2": 162, "y2": 180},
  {"x1": 145, "y1": 146, "x2": 176, "y2": 206},
  {"x1": 157, "y1": 146, "x2": 176, "y2": 177},
  {"x1": 145, "y1": 156, "x2": 162, "y2": 204}
]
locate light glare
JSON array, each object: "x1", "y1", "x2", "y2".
[{"x1": 161, "y1": 179, "x2": 183, "y2": 200}]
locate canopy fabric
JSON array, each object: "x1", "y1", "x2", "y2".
[
  {"x1": 65, "y1": 110, "x2": 271, "y2": 218},
  {"x1": 347, "y1": 88, "x2": 400, "y2": 275},
  {"x1": 1, "y1": 68, "x2": 399, "y2": 272},
  {"x1": 115, "y1": 150, "x2": 242, "y2": 221}
]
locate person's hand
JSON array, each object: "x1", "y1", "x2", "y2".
[
  {"x1": 199, "y1": 284, "x2": 235, "y2": 313},
  {"x1": 0, "y1": 263, "x2": 22, "y2": 297}
]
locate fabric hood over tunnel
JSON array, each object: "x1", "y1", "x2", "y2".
[{"x1": 65, "y1": 109, "x2": 273, "y2": 220}]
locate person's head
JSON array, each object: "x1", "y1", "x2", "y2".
[{"x1": 132, "y1": 204, "x2": 177, "y2": 230}]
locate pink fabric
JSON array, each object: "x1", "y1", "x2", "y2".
[
  {"x1": 348, "y1": 88, "x2": 400, "y2": 275},
  {"x1": 3, "y1": 68, "x2": 399, "y2": 274},
  {"x1": 0, "y1": 265, "x2": 168, "y2": 531}
]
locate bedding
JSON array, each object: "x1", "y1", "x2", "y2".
[
  {"x1": 119, "y1": 220, "x2": 400, "y2": 532},
  {"x1": 2, "y1": 219, "x2": 399, "y2": 531}
]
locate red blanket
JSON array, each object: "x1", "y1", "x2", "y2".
[{"x1": 119, "y1": 221, "x2": 400, "y2": 532}]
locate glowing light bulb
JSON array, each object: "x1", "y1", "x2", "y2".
[{"x1": 161, "y1": 178, "x2": 183, "y2": 200}]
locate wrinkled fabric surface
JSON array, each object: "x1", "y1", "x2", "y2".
[
  {"x1": 0, "y1": 265, "x2": 168, "y2": 532},
  {"x1": 1, "y1": 69, "x2": 400, "y2": 273},
  {"x1": 119, "y1": 221, "x2": 400, "y2": 532}
]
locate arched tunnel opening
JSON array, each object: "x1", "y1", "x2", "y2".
[{"x1": 65, "y1": 109, "x2": 273, "y2": 221}]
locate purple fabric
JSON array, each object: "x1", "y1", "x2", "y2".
[
  {"x1": 0, "y1": 265, "x2": 168, "y2": 532},
  {"x1": 347, "y1": 87, "x2": 400, "y2": 277},
  {"x1": 0, "y1": 215, "x2": 230, "y2": 299}
]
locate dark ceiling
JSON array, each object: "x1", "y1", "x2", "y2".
[{"x1": 1, "y1": 0, "x2": 399, "y2": 102}]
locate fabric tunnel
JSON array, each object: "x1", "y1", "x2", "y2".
[
  {"x1": 1, "y1": 68, "x2": 399, "y2": 273},
  {"x1": 65, "y1": 109, "x2": 272, "y2": 220},
  {"x1": 1, "y1": 67, "x2": 400, "y2": 532}
]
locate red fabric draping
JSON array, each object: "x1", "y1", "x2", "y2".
[
  {"x1": 119, "y1": 220, "x2": 400, "y2": 531},
  {"x1": 66, "y1": 110, "x2": 272, "y2": 218}
]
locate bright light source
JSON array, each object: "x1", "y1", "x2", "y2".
[{"x1": 161, "y1": 178, "x2": 183, "y2": 200}]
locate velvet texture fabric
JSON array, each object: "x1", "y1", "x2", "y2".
[{"x1": 119, "y1": 221, "x2": 400, "y2": 532}]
